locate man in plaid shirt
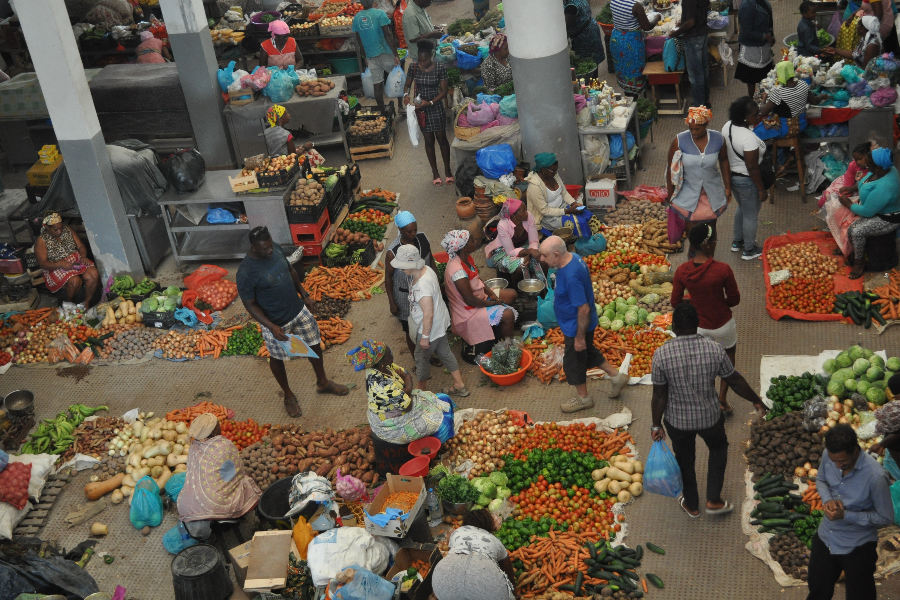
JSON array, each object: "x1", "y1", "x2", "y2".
[{"x1": 651, "y1": 303, "x2": 766, "y2": 518}]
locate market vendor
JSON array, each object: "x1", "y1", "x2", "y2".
[
  {"x1": 836, "y1": 147, "x2": 900, "y2": 279},
  {"x1": 386, "y1": 211, "x2": 436, "y2": 358},
  {"x1": 755, "y1": 62, "x2": 827, "y2": 156},
  {"x1": 135, "y1": 31, "x2": 172, "y2": 63},
  {"x1": 481, "y1": 34, "x2": 513, "y2": 92},
  {"x1": 871, "y1": 374, "x2": 900, "y2": 468},
  {"x1": 35, "y1": 213, "x2": 101, "y2": 309},
  {"x1": 525, "y1": 152, "x2": 589, "y2": 236},
  {"x1": 346, "y1": 340, "x2": 449, "y2": 474},
  {"x1": 484, "y1": 198, "x2": 545, "y2": 288},
  {"x1": 820, "y1": 142, "x2": 871, "y2": 257},
  {"x1": 259, "y1": 20, "x2": 304, "y2": 69},
  {"x1": 264, "y1": 105, "x2": 325, "y2": 167},
  {"x1": 432, "y1": 508, "x2": 516, "y2": 600},
  {"x1": 564, "y1": 0, "x2": 606, "y2": 68},
  {"x1": 861, "y1": 0, "x2": 898, "y2": 54},
  {"x1": 609, "y1": 0, "x2": 661, "y2": 97},
  {"x1": 441, "y1": 228, "x2": 518, "y2": 362},
  {"x1": 823, "y1": 16, "x2": 882, "y2": 69},
  {"x1": 177, "y1": 413, "x2": 261, "y2": 536}
]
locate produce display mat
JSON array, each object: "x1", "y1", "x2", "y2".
[
  {"x1": 762, "y1": 231, "x2": 863, "y2": 322},
  {"x1": 740, "y1": 470, "x2": 900, "y2": 586}
]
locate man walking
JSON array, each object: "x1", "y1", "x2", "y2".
[
  {"x1": 650, "y1": 303, "x2": 765, "y2": 517},
  {"x1": 539, "y1": 236, "x2": 628, "y2": 413},
  {"x1": 806, "y1": 423, "x2": 893, "y2": 600},
  {"x1": 352, "y1": 0, "x2": 400, "y2": 111},
  {"x1": 402, "y1": 0, "x2": 443, "y2": 64},
  {"x1": 669, "y1": 0, "x2": 711, "y2": 108},
  {"x1": 237, "y1": 227, "x2": 348, "y2": 417}
]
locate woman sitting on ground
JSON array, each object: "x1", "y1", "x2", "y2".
[
  {"x1": 820, "y1": 142, "x2": 871, "y2": 257},
  {"x1": 837, "y1": 147, "x2": 900, "y2": 279},
  {"x1": 483, "y1": 198, "x2": 545, "y2": 288},
  {"x1": 525, "y1": 152, "x2": 588, "y2": 236},
  {"x1": 35, "y1": 213, "x2": 101, "y2": 309},
  {"x1": 442, "y1": 228, "x2": 518, "y2": 362},
  {"x1": 135, "y1": 30, "x2": 172, "y2": 63},
  {"x1": 482, "y1": 34, "x2": 513, "y2": 92},
  {"x1": 824, "y1": 15, "x2": 883, "y2": 69},
  {"x1": 432, "y1": 508, "x2": 516, "y2": 600}
]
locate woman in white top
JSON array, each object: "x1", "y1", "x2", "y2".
[
  {"x1": 524, "y1": 152, "x2": 588, "y2": 235},
  {"x1": 432, "y1": 509, "x2": 516, "y2": 600},
  {"x1": 391, "y1": 244, "x2": 469, "y2": 396},
  {"x1": 723, "y1": 97, "x2": 768, "y2": 260}
]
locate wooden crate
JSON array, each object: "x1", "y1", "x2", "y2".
[
  {"x1": 229, "y1": 172, "x2": 259, "y2": 192},
  {"x1": 349, "y1": 138, "x2": 394, "y2": 161},
  {"x1": 229, "y1": 88, "x2": 256, "y2": 106}
]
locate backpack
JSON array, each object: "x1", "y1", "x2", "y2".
[{"x1": 663, "y1": 37, "x2": 686, "y2": 72}]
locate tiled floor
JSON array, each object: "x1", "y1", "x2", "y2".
[{"x1": 5, "y1": 0, "x2": 900, "y2": 597}]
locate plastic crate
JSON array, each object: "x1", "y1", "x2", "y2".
[
  {"x1": 285, "y1": 195, "x2": 327, "y2": 224},
  {"x1": 291, "y1": 21, "x2": 319, "y2": 36},
  {"x1": 323, "y1": 239, "x2": 375, "y2": 267},
  {"x1": 289, "y1": 210, "x2": 331, "y2": 245},
  {"x1": 326, "y1": 186, "x2": 347, "y2": 221},
  {"x1": 143, "y1": 310, "x2": 176, "y2": 329},
  {"x1": 256, "y1": 161, "x2": 301, "y2": 187},
  {"x1": 348, "y1": 127, "x2": 392, "y2": 148}
]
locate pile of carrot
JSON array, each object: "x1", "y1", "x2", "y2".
[
  {"x1": 304, "y1": 264, "x2": 383, "y2": 301},
  {"x1": 870, "y1": 270, "x2": 900, "y2": 321},
  {"x1": 542, "y1": 328, "x2": 565, "y2": 345},
  {"x1": 383, "y1": 491, "x2": 419, "y2": 512},
  {"x1": 166, "y1": 401, "x2": 230, "y2": 423},
  {"x1": 528, "y1": 348, "x2": 566, "y2": 384},
  {"x1": 802, "y1": 481, "x2": 823, "y2": 511},
  {"x1": 317, "y1": 316, "x2": 353, "y2": 348},
  {"x1": 593, "y1": 329, "x2": 636, "y2": 367},
  {"x1": 10, "y1": 308, "x2": 54, "y2": 326},
  {"x1": 410, "y1": 559, "x2": 430, "y2": 577},
  {"x1": 511, "y1": 530, "x2": 629, "y2": 597},
  {"x1": 360, "y1": 188, "x2": 397, "y2": 203},
  {"x1": 194, "y1": 328, "x2": 237, "y2": 358}
]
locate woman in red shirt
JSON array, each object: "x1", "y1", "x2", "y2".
[{"x1": 671, "y1": 224, "x2": 741, "y2": 413}]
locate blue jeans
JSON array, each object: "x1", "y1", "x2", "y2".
[
  {"x1": 682, "y1": 34, "x2": 709, "y2": 108},
  {"x1": 731, "y1": 174, "x2": 762, "y2": 252}
]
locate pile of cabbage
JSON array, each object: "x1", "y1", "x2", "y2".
[
  {"x1": 821, "y1": 344, "x2": 900, "y2": 406},
  {"x1": 140, "y1": 286, "x2": 183, "y2": 314},
  {"x1": 595, "y1": 296, "x2": 661, "y2": 331},
  {"x1": 472, "y1": 471, "x2": 512, "y2": 512}
]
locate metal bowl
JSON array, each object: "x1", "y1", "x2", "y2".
[
  {"x1": 4, "y1": 390, "x2": 34, "y2": 416},
  {"x1": 518, "y1": 279, "x2": 546, "y2": 296},
  {"x1": 484, "y1": 278, "x2": 508, "y2": 295},
  {"x1": 443, "y1": 500, "x2": 474, "y2": 516},
  {"x1": 552, "y1": 226, "x2": 575, "y2": 243}
]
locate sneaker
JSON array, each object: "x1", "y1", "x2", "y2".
[
  {"x1": 560, "y1": 396, "x2": 594, "y2": 413},
  {"x1": 608, "y1": 372, "x2": 629, "y2": 398},
  {"x1": 741, "y1": 245, "x2": 763, "y2": 260},
  {"x1": 731, "y1": 241, "x2": 742, "y2": 252}
]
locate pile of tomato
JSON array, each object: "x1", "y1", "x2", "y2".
[
  {"x1": 509, "y1": 477, "x2": 624, "y2": 539},
  {"x1": 506, "y1": 422, "x2": 615, "y2": 461},
  {"x1": 220, "y1": 418, "x2": 270, "y2": 451},
  {"x1": 585, "y1": 250, "x2": 668, "y2": 274},
  {"x1": 348, "y1": 208, "x2": 391, "y2": 226},
  {"x1": 342, "y1": 2, "x2": 363, "y2": 15},
  {"x1": 69, "y1": 325, "x2": 101, "y2": 345},
  {"x1": 623, "y1": 329, "x2": 671, "y2": 377},
  {"x1": 769, "y1": 276, "x2": 836, "y2": 314}
]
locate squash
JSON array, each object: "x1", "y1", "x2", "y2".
[
  {"x1": 591, "y1": 467, "x2": 609, "y2": 481},
  {"x1": 155, "y1": 466, "x2": 173, "y2": 489},
  {"x1": 84, "y1": 473, "x2": 125, "y2": 500},
  {"x1": 617, "y1": 490, "x2": 633, "y2": 503},
  {"x1": 628, "y1": 482, "x2": 643, "y2": 497},
  {"x1": 91, "y1": 523, "x2": 109, "y2": 536},
  {"x1": 608, "y1": 480, "x2": 625, "y2": 495},
  {"x1": 594, "y1": 478, "x2": 612, "y2": 494},
  {"x1": 167, "y1": 453, "x2": 188, "y2": 468},
  {"x1": 632, "y1": 460, "x2": 644, "y2": 474},
  {"x1": 607, "y1": 466, "x2": 634, "y2": 483},
  {"x1": 616, "y1": 460, "x2": 635, "y2": 475},
  {"x1": 631, "y1": 473, "x2": 643, "y2": 483}
]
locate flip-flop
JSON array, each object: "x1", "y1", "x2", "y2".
[
  {"x1": 432, "y1": 178, "x2": 443, "y2": 186},
  {"x1": 678, "y1": 495, "x2": 700, "y2": 518},
  {"x1": 284, "y1": 396, "x2": 302, "y2": 418},
  {"x1": 705, "y1": 500, "x2": 735, "y2": 515},
  {"x1": 316, "y1": 381, "x2": 350, "y2": 396},
  {"x1": 445, "y1": 176, "x2": 454, "y2": 185}
]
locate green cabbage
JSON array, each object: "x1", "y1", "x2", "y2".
[
  {"x1": 488, "y1": 498, "x2": 504, "y2": 512},
  {"x1": 869, "y1": 355, "x2": 885, "y2": 370},
  {"x1": 887, "y1": 357, "x2": 900, "y2": 372},
  {"x1": 615, "y1": 298, "x2": 628, "y2": 311},
  {"x1": 856, "y1": 380, "x2": 872, "y2": 395},
  {"x1": 826, "y1": 379, "x2": 845, "y2": 398},
  {"x1": 637, "y1": 308, "x2": 649, "y2": 321},
  {"x1": 624, "y1": 310, "x2": 639, "y2": 326},
  {"x1": 867, "y1": 387, "x2": 887, "y2": 405},
  {"x1": 831, "y1": 368, "x2": 854, "y2": 383},
  {"x1": 163, "y1": 298, "x2": 178, "y2": 311},
  {"x1": 822, "y1": 358, "x2": 837, "y2": 374},
  {"x1": 873, "y1": 379, "x2": 887, "y2": 390},
  {"x1": 849, "y1": 345, "x2": 865, "y2": 361},
  {"x1": 861, "y1": 347, "x2": 874, "y2": 360},
  {"x1": 844, "y1": 378, "x2": 857, "y2": 392},
  {"x1": 867, "y1": 366, "x2": 885, "y2": 382},
  {"x1": 641, "y1": 293, "x2": 660, "y2": 304},
  {"x1": 472, "y1": 478, "x2": 496, "y2": 498},
  {"x1": 610, "y1": 319, "x2": 624, "y2": 332},
  {"x1": 496, "y1": 486, "x2": 512, "y2": 499},
  {"x1": 164, "y1": 285, "x2": 181, "y2": 297},
  {"x1": 477, "y1": 494, "x2": 492, "y2": 506},
  {"x1": 603, "y1": 309, "x2": 616, "y2": 321},
  {"x1": 853, "y1": 358, "x2": 871, "y2": 376},
  {"x1": 626, "y1": 296, "x2": 638, "y2": 306},
  {"x1": 489, "y1": 472, "x2": 508, "y2": 486},
  {"x1": 646, "y1": 312, "x2": 661, "y2": 322},
  {"x1": 836, "y1": 352, "x2": 853, "y2": 369},
  {"x1": 143, "y1": 297, "x2": 159, "y2": 312},
  {"x1": 598, "y1": 316, "x2": 611, "y2": 330}
]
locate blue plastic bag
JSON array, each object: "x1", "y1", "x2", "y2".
[
  {"x1": 609, "y1": 132, "x2": 635, "y2": 159},
  {"x1": 643, "y1": 440, "x2": 683, "y2": 498},
  {"x1": 434, "y1": 394, "x2": 456, "y2": 443},
  {"x1": 536, "y1": 274, "x2": 558, "y2": 328},
  {"x1": 499, "y1": 94, "x2": 517, "y2": 118},
  {"x1": 263, "y1": 67, "x2": 295, "y2": 103},
  {"x1": 575, "y1": 232, "x2": 607, "y2": 256},
  {"x1": 476, "y1": 143, "x2": 517, "y2": 179},
  {"x1": 174, "y1": 307, "x2": 198, "y2": 327},
  {"x1": 361, "y1": 68, "x2": 375, "y2": 98},
  {"x1": 477, "y1": 93, "x2": 501, "y2": 105},
  {"x1": 0, "y1": 449, "x2": 7, "y2": 473},
  {"x1": 165, "y1": 471, "x2": 187, "y2": 502},
  {"x1": 385, "y1": 65, "x2": 407, "y2": 98},
  {"x1": 336, "y1": 565, "x2": 394, "y2": 600},
  {"x1": 207, "y1": 207, "x2": 237, "y2": 224},
  {"x1": 435, "y1": 43, "x2": 457, "y2": 64},
  {"x1": 163, "y1": 520, "x2": 199, "y2": 555},
  {"x1": 130, "y1": 476, "x2": 164, "y2": 529},
  {"x1": 217, "y1": 60, "x2": 236, "y2": 93},
  {"x1": 285, "y1": 65, "x2": 300, "y2": 87},
  {"x1": 456, "y1": 49, "x2": 483, "y2": 70}
]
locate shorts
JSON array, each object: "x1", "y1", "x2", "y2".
[
  {"x1": 698, "y1": 317, "x2": 737, "y2": 350},
  {"x1": 367, "y1": 52, "x2": 396, "y2": 84},
  {"x1": 414, "y1": 333, "x2": 459, "y2": 380},
  {"x1": 563, "y1": 329, "x2": 606, "y2": 387},
  {"x1": 259, "y1": 306, "x2": 321, "y2": 361}
]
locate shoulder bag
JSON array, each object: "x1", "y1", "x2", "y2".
[{"x1": 727, "y1": 123, "x2": 776, "y2": 189}]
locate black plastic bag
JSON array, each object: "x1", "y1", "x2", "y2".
[
  {"x1": 0, "y1": 552, "x2": 100, "y2": 600},
  {"x1": 160, "y1": 148, "x2": 206, "y2": 193}
]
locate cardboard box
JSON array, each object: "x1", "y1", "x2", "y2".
[
  {"x1": 228, "y1": 541, "x2": 253, "y2": 588},
  {"x1": 385, "y1": 546, "x2": 443, "y2": 600},
  {"x1": 27, "y1": 156, "x2": 62, "y2": 187},
  {"x1": 244, "y1": 530, "x2": 293, "y2": 593},
  {"x1": 584, "y1": 174, "x2": 617, "y2": 209},
  {"x1": 364, "y1": 474, "x2": 425, "y2": 539}
]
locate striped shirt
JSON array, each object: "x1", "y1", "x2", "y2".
[
  {"x1": 611, "y1": 0, "x2": 640, "y2": 30},
  {"x1": 768, "y1": 81, "x2": 809, "y2": 118},
  {"x1": 651, "y1": 334, "x2": 736, "y2": 430}
]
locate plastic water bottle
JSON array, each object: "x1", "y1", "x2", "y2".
[{"x1": 426, "y1": 488, "x2": 443, "y2": 527}]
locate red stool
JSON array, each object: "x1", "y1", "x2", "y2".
[{"x1": 643, "y1": 61, "x2": 686, "y2": 116}]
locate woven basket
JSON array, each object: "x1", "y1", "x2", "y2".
[{"x1": 453, "y1": 101, "x2": 481, "y2": 141}]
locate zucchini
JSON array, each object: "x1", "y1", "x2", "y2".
[
  {"x1": 635, "y1": 545, "x2": 643, "y2": 560},
  {"x1": 756, "y1": 502, "x2": 783, "y2": 512},
  {"x1": 750, "y1": 519, "x2": 764, "y2": 526},
  {"x1": 758, "y1": 525, "x2": 773, "y2": 533},
  {"x1": 619, "y1": 556, "x2": 641, "y2": 567},
  {"x1": 760, "y1": 486, "x2": 791, "y2": 497},
  {"x1": 574, "y1": 571, "x2": 583, "y2": 596},
  {"x1": 873, "y1": 310, "x2": 887, "y2": 326},
  {"x1": 783, "y1": 483, "x2": 800, "y2": 490},
  {"x1": 753, "y1": 472, "x2": 775, "y2": 490},
  {"x1": 87, "y1": 336, "x2": 102, "y2": 345},
  {"x1": 761, "y1": 518, "x2": 792, "y2": 527},
  {"x1": 559, "y1": 584, "x2": 575, "y2": 592},
  {"x1": 646, "y1": 573, "x2": 664, "y2": 589},
  {"x1": 755, "y1": 494, "x2": 784, "y2": 502},
  {"x1": 645, "y1": 542, "x2": 665, "y2": 555}
]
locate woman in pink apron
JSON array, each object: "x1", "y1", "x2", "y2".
[
  {"x1": 259, "y1": 20, "x2": 304, "y2": 68},
  {"x1": 35, "y1": 213, "x2": 101, "y2": 309}
]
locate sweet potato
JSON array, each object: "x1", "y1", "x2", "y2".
[
  {"x1": 361, "y1": 471, "x2": 375, "y2": 483},
  {"x1": 298, "y1": 458, "x2": 315, "y2": 471},
  {"x1": 315, "y1": 462, "x2": 332, "y2": 477}
]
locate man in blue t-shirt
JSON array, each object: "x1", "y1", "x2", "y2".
[
  {"x1": 540, "y1": 236, "x2": 629, "y2": 413},
  {"x1": 352, "y1": 0, "x2": 400, "y2": 112}
]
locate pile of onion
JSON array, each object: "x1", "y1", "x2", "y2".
[{"x1": 442, "y1": 411, "x2": 524, "y2": 478}]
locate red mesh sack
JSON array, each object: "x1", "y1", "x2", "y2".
[
  {"x1": 0, "y1": 461, "x2": 32, "y2": 509},
  {"x1": 184, "y1": 265, "x2": 228, "y2": 291},
  {"x1": 181, "y1": 290, "x2": 213, "y2": 325},
  {"x1": 198, "y1": 279, "x2": 239, "y2": 312}
]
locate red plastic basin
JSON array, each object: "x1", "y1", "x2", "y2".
[
  {"x1": 433, "y1": 251, "x2": 449, "y2": 263},
  {"x1": 399, "y1": 455, "x2": 430, "y2": 477},
  {"x1": 565, "y1": 184, "x2": 584, "y2": 199},
  {"x1": 408, "y1": 436, "x2": 441, "y2": 460},
  {"x1": 478, "y1": 349, "x2": 533, "y2": 386}
]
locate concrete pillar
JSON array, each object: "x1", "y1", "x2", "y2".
[
  {"x1": 505, "y1": 0, "x2": 583, "y2": 184},
  {"x1": 160, "y1": 0, "x2": 235, "y2": 168},
  {"x1": 16, "y1": 0, "x2": 145, "y2": 281}
]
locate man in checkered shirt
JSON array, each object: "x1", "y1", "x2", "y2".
[{"x1": 651, "y1": 303, "x2": 766, "y2": 518}]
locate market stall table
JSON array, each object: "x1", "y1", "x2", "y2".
[
  {"x1": 578, "y1": 102, "x2": 641, "y2": 189},
  {"x1": 223, "y1": 75, "x2": 350, "y2": 163}
]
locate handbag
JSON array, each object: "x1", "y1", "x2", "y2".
[
  {"x1": 416, "y1": 108, "x2": 426, "y2": 128},
  {"x1": 728, "y1": 123, "x2": 776, "y2": 189}
]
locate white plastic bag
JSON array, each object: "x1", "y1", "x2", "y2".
[
  {"x1": 406, "y1": 104, "x2": 420, "y2": 148},
  {"x1": 385, "y1": 65, "x2": 407, "y2": 98},
  {"x1": 361, "y1": 68, "x2": 375, "y2": 99},
  {"x1": 307, "y1": 527, "x2": 385, "y2": 585}
]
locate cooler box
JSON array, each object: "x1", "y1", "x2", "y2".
[{"x1": 584, "y1": 174, "x2": 617, "y2": 209}]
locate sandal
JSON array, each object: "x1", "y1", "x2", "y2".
[
  {"x1": 442, "y1": 385, "x2": 470, "y2": 397},
  {"x1": 432, "y1": 178, "x2": 443, "y2": 186},
  {"x1": 316, "y1": 381, "x2": 350, "y2": 396},
  {"x1": 678, "y1": 495, "x2": 700, "y2": 518},
  {"x1": 705, "y1": 500, "x2": 735, "y2": 515},
  {"x1": 284, "y1": 396, "x2": 302, "y2": 418},
  {"x1": 445, "y1": 176, "x2": 454, "y2": 185}
]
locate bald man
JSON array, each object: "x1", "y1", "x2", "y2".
[{"x1": 540, "y1": 236, "x2": 628, "y2": 413}]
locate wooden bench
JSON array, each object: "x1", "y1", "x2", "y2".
[{"x1": 643, "y1": 61, "x2": 686, "y2": 115}]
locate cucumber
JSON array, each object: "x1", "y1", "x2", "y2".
[
  {"x1": 596, "y1": 547, "x2": 608, "y2": 562},
  {"x1": 864, "y1": 313, "x2": 872, "y2": 328},
  {"x1": 873, "y1": 310, "x2": 887, "y2": 326},
  {"x1": 759, "y1": 511, "x2": 791, "y2": 520},
  {"x1": 753, "y1": 472, "x2": 775, "y2": 490},
  {"x1": 761, "y1": 518, "x2": 792, "y2": 527},
  {"x1": 750, "y1": 519, "x2": 764, "y2": 526},
  {"x1": 646, "y1": 574, "x2": 664, "y2": 589},
  {"x1": 645, "y1": 542, "x2": 665, "y2": 555},
  {"x1": 99, "y1": 332, "x2": 114, "y2": 341},
  {"x1": 593, "y1": 570, "x2": 616, "y2": 580},
  {"x1": 632, "y1": 591, "x2": 644, "y2": 598},
  {"x1": 587, "y1": 542, "x2": 598, "y2": 560},
  {"x1": 755, "y1": 494, "x2": 784, "y2": 502},
  {"x1": 760, "y1": 486, "x2": 791, "y2": 497},
  {"x1": 635, "y1": 545, "x2": 643, "y2": 560},
  {"x1": 622, "y1": 569, "x2": 640, "y2": 581},
  {"x1": 559, "y1": 584, "x2": 575, "y2": 592},
  {"x1": 87, "y1": 336, "x2": 102, "y2": 345},
  {"x1": 574, "y1": 571, "x2": 583, "y2": 596},
  {"x1": 618, "y1": 548, "x2": 637, "y2": 558},
  {"x1": 756, "y1": 502, "x2": 783, "y2": 512},
  {"x1": 619, "y1": 556, "x2": 641, "y2": 567},
  {"x1": 783, "y1": 483, "x2": 800, "y2": 490}
]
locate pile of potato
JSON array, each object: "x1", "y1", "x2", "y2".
[
  {"x1": 638, "y1": 294, "x2": 673, "y2": 314},
  {"x1": 769, "y1": 533, "x2": 810, "y2": 582},
  {"x1": 746, "y1": 411, "x2": 822, "y2": 479},
  {"x1": 153, "y1": 330, "x2": 200, "y2": 360},
  {"x1": 296, "y1": 78, "x2": 336, "y2": 97},
  {"x1": 241, "y1": 154, "x2": 297, "y2": 176},
  {"x1": 604, "y1": 199, "x2": 666, "y2": 226},
  {"x1": 349, "y1": 117, "x2": 387, "y2": 137},
  {"x1": 100, "y1": 327, "x2": 164, "y2": 361},
  {"x1": 333, "y1": 227, "x2": 371, "y2": 245},
  {"x1": 289, "y1": 179, "x2": 325, "y2": 206}
]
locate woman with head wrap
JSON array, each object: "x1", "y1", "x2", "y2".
[
  {"x1": 135, "y1": 30, "x2": 171, "y2": 63},
  {"x1": 825, "y1": 14, "x2": 883, "y2": 68},
  {"x1": 259, "y1": 19, "x2": 304, "y2": 69},
  {"x1": 609, "y1": 0, "x2": 661, "y2": 96},
  {"x1": 666, "y1": 107, "x2": 733, "y2": 256},
  {"x1": 755, "y1": 61, "x2": 827, "y2": 144},
  {"x1": 442, "y1": 228, "x2": 518, "y2": 363},
  {"x1": 481, "y1": 34, "x2": 513, "y2": 91},
  {"x1": 525, "y1": 152, "x2": 587, "y2": 235},
  {"x1": 836, "y1": 147, "x2": 900, "y2": 278},
  {"x1": 820, "y1": 142, "x2": 871, "y2": 257},
  {"x1": 35, "y1": 213, "x2": 101, "y2": 308},
  {"x1": 263, "y1": 105, "x2": 323, "y2": 166},
  {"x1": 484, "y1": 197, "x2": 545, "y2": 288},
  {"x1": 346, "y1": 340, "x2": 450, "y2": 474},
  {"x1": 860, "y1": 0, "x2": 899, "y2": 54},
  {"x1": 385, "y1": 211, "x2": 436, "y2": 357}
]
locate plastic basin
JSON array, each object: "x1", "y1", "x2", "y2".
[
  {"x1": 399, "y1": 455, "x2": 430, "y2": 477},
  {"x1": 478, "y1": 349, "x2": 533, "y2": 386},
  {"x1": 408, "y1": 436, "x2": 441, "y2": 460},
  {"x1": 433, "y1": 251, "x2": 449, "y2": 263},
  {"x1": 330, "y1": 57, "x2": 361, "y2": 74}
]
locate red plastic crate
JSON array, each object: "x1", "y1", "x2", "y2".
[{"x1": 289, "y1": 210, "x2": 331, "y2": 245}]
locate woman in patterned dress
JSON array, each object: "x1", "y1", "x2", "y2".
[
  {"x1": 403, "y1": 39, "x2": 453, "y2": 186},
  {"x1": 609, "y1": 0, "x2": 660, "y2": 96},
  {"x1": 35, "y1": 213, "x2": 100, "y2": 308},
  {"x1": 481, "y1": 34, "x2": 513, "y2": 91},
  {"x1": 563, "y1": 0, "x2": 606, "y2": 67}
]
